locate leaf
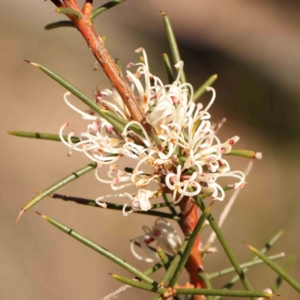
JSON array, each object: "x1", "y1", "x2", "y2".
[
  {"x1": 8, "y1": 131, "x2": 80, "y2": 143},
  {"x1": 193, "y1": 74, "x2": 218, "y2": 102},
  {"x1": 45, "y1": 20, "x2": 75, "y2": 30},
  {"x1": 56, "y1": 7, "x2": 82, "y2": 20},
  {"x1": 175, "y1": 288, "x2": 276, "y2": 298},
  {"x1": 161, "y1": 11, "x2": 186, "y2": 83},
  {"x1": 25, "y1": 61, "x2": 125, "y2": 133},
  {"x1": 111, "y1": 273, "x2": 164, "y2": 294},
  {"x1": 162, "y1": 53, "x2": 175, "y2": 84},
  {"x1": 246, "y1": 242, "x2": 300, "y2": 293},
  {"x1": 221, "y1": 230, "x2": 284, "y2": 290},
  {"x1": 37, "y1": 212, "x2": 156, "y2": 285},
  {"x1": 168, "y1": 206, "x2": 211, "y2": 287},
  {"x1": 208, "y1": 253, "x2": 285, "y2": 280},
  {"x1": 90, "y1": 0, "x2": 126, "y2": 22},
  {"x1": 227, "y1": 149, "x2": 262, "y2": 159},
  {"x1": 192, "y1": 191, "x2": 255, "y2": 298},
  {"x1": 51, "y1": 193, "x2": 181, "y2": 220},
  {"x1": 15, "y1": 163, "x2": 97, "y2": 224}
]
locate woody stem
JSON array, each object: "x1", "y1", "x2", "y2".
[
  {"x1": 52, "y1": 0, "x2": 148, "y2": 127},
  {"x1": 179, "y1": 197, "x2": 205, "y2": 299}
]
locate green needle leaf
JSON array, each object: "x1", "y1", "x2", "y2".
[
  {"x1": 55, "y1": 7, "x2": 82, "y2": 20},
  {"x1": 156, "y1": 246, "x2": 170, "y2": 270},
  {"x1": 271, "y1": 254, "x2": 295, "y2": 293},
  {"x1": 226, "y1": 150, "x2": 262, "y2": 159},
  {"x1": 175, "y1": 288, "x2": 275, "y2": 298},
  {"x1": 8, "y1": 131, "x2": 80, "y2": 143},
  {"x1": 161, "y1": 11, "x2": 186, "y2": 83},
  {"x1": 37, "y1": 212, "x2": 156, "y2": 285},
  {"x1": 51, "y1": 193, "x2": 181, "y2": 220},
  {"x1": 168, "y1": 206, "x2": 211, "y2": 287},
  {"x1": 45, "y1": 20, "x2": 75, "y2": 30},
  {"x1": 192, "y1": 191, "x2": 254, "y2": 298},
  {"x1": 193, "y1": 74, "x2": 218, "y2": 102},
  {"x1": 207, "y1": 253, "x2": 285, "y2": 280},
  {"x1": 221, "y1": 230, "x2": 284, "y2": 290},
  {"x1": 91, "y1": 0, "x2": 126, "y2": 23},
  {"x1": 162, "y1": 53, "x2": 175, "y2": 84},
  {"x1": 111, "y1": 273, "x2": 165, "y2": 294},
  {"x1": 245, "y1": 242, "x2": 300, "y2": 293},
  {"x1": 25, "y1": 61, "x2": 124, "y2": 133},
  {"x1": 15, "y1": 163, "x2": 97, "y2": 224},
  {"x1": 160, "y1": 239, "x2": 189, "y2": 286}
]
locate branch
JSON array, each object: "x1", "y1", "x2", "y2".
[{"x1": 51, "y1": 0, "x2": 147, "y2": 128}]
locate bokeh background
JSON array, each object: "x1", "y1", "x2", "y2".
[{"x1": 1, "y1": 0, "x2": 300, "y2": 299}]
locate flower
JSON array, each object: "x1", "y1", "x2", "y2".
[
  {"x1": 60, "y1": 47, "x2": 247, "y2": 212},
  {"x1": 130, "y1": 218, "x2": 181, "y2": 263}
]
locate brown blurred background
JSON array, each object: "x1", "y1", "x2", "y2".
[{"x1": 1, "y1": 0, "x2": 300, "y2": 299}]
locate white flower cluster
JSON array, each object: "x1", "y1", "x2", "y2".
[
  {"x1": 130, "y1": 218, "x2": 181, "y2": 263},
  {"x1": 60, "y1": 48, "x2": 245, "y2": 214}
]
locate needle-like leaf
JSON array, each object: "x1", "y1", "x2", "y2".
[
  {"x1": 162, "y1": 53, "x2": 175, "y2": 84},
  {"x1": 15, "y1": 163, "x2": 97, "y2": 224},
  {"x1": 207, "y1": 253, "x2": 285, "y2": 280},
  {"x1": 175, "y1": 288, "x2": 276, "y2": 298},
  {"x1": 220, "y1": 230, "x2": 284, "y2": 291},
  {"x1": 193, "y1": 74, "x2": 218, "y2": 102},
  {"x1": 161, "y1": 11, "x2": 186, "y2": 83},
  {"x1": 156, "y1": 246, "x2": 170, "y2": 270},
  {"x1": 226, "y1": 149, "x2": 262, "y2": 159},
  {"x1": 168, "y1": 206, "x2": 211, "y2": 287},
  {"x1": 45, "y1": 20, "x2": 75, "y2": 30},
  {"x1": 271, "y1": 254, "x2": 295, "y2": 293},
  {"x1": 8, "y1": 131, "x2": 80, "y2": 143},
  {"x1": 51, "y1": 193, "x2": 180, "y2": 220},
  {"x1": 192, "y1": 191, "x2": 254, "y2": 298},
  {"x1": 37, "y1": 212, "x2": 156, "y2": 285},
  {"x1": 245, "y1": 242, "x2": 300, "y2": 293},
  {"x1": 90, "y1": 0, "x2": 125, "y2": 22},
  {"x1": 56, "y1": 7, "x2": 82, "y2": 20},
  {"x1": 24, "y1": 61, "x2": 125, "y2": 132},
  {"x1": 110, "y1": 273, "x2": 165, "y2": 294}
]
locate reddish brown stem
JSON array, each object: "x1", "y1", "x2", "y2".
[
  {"x1": 58, "y1": 1, "x2": 146, "y2": 126},
  {"x1": 179, "y1": 197, "x2": 205, "y2": 300}
]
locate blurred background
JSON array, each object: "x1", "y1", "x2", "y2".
[{"x1": 1, "y1": 0, "x2": 300, "y2": 299}]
